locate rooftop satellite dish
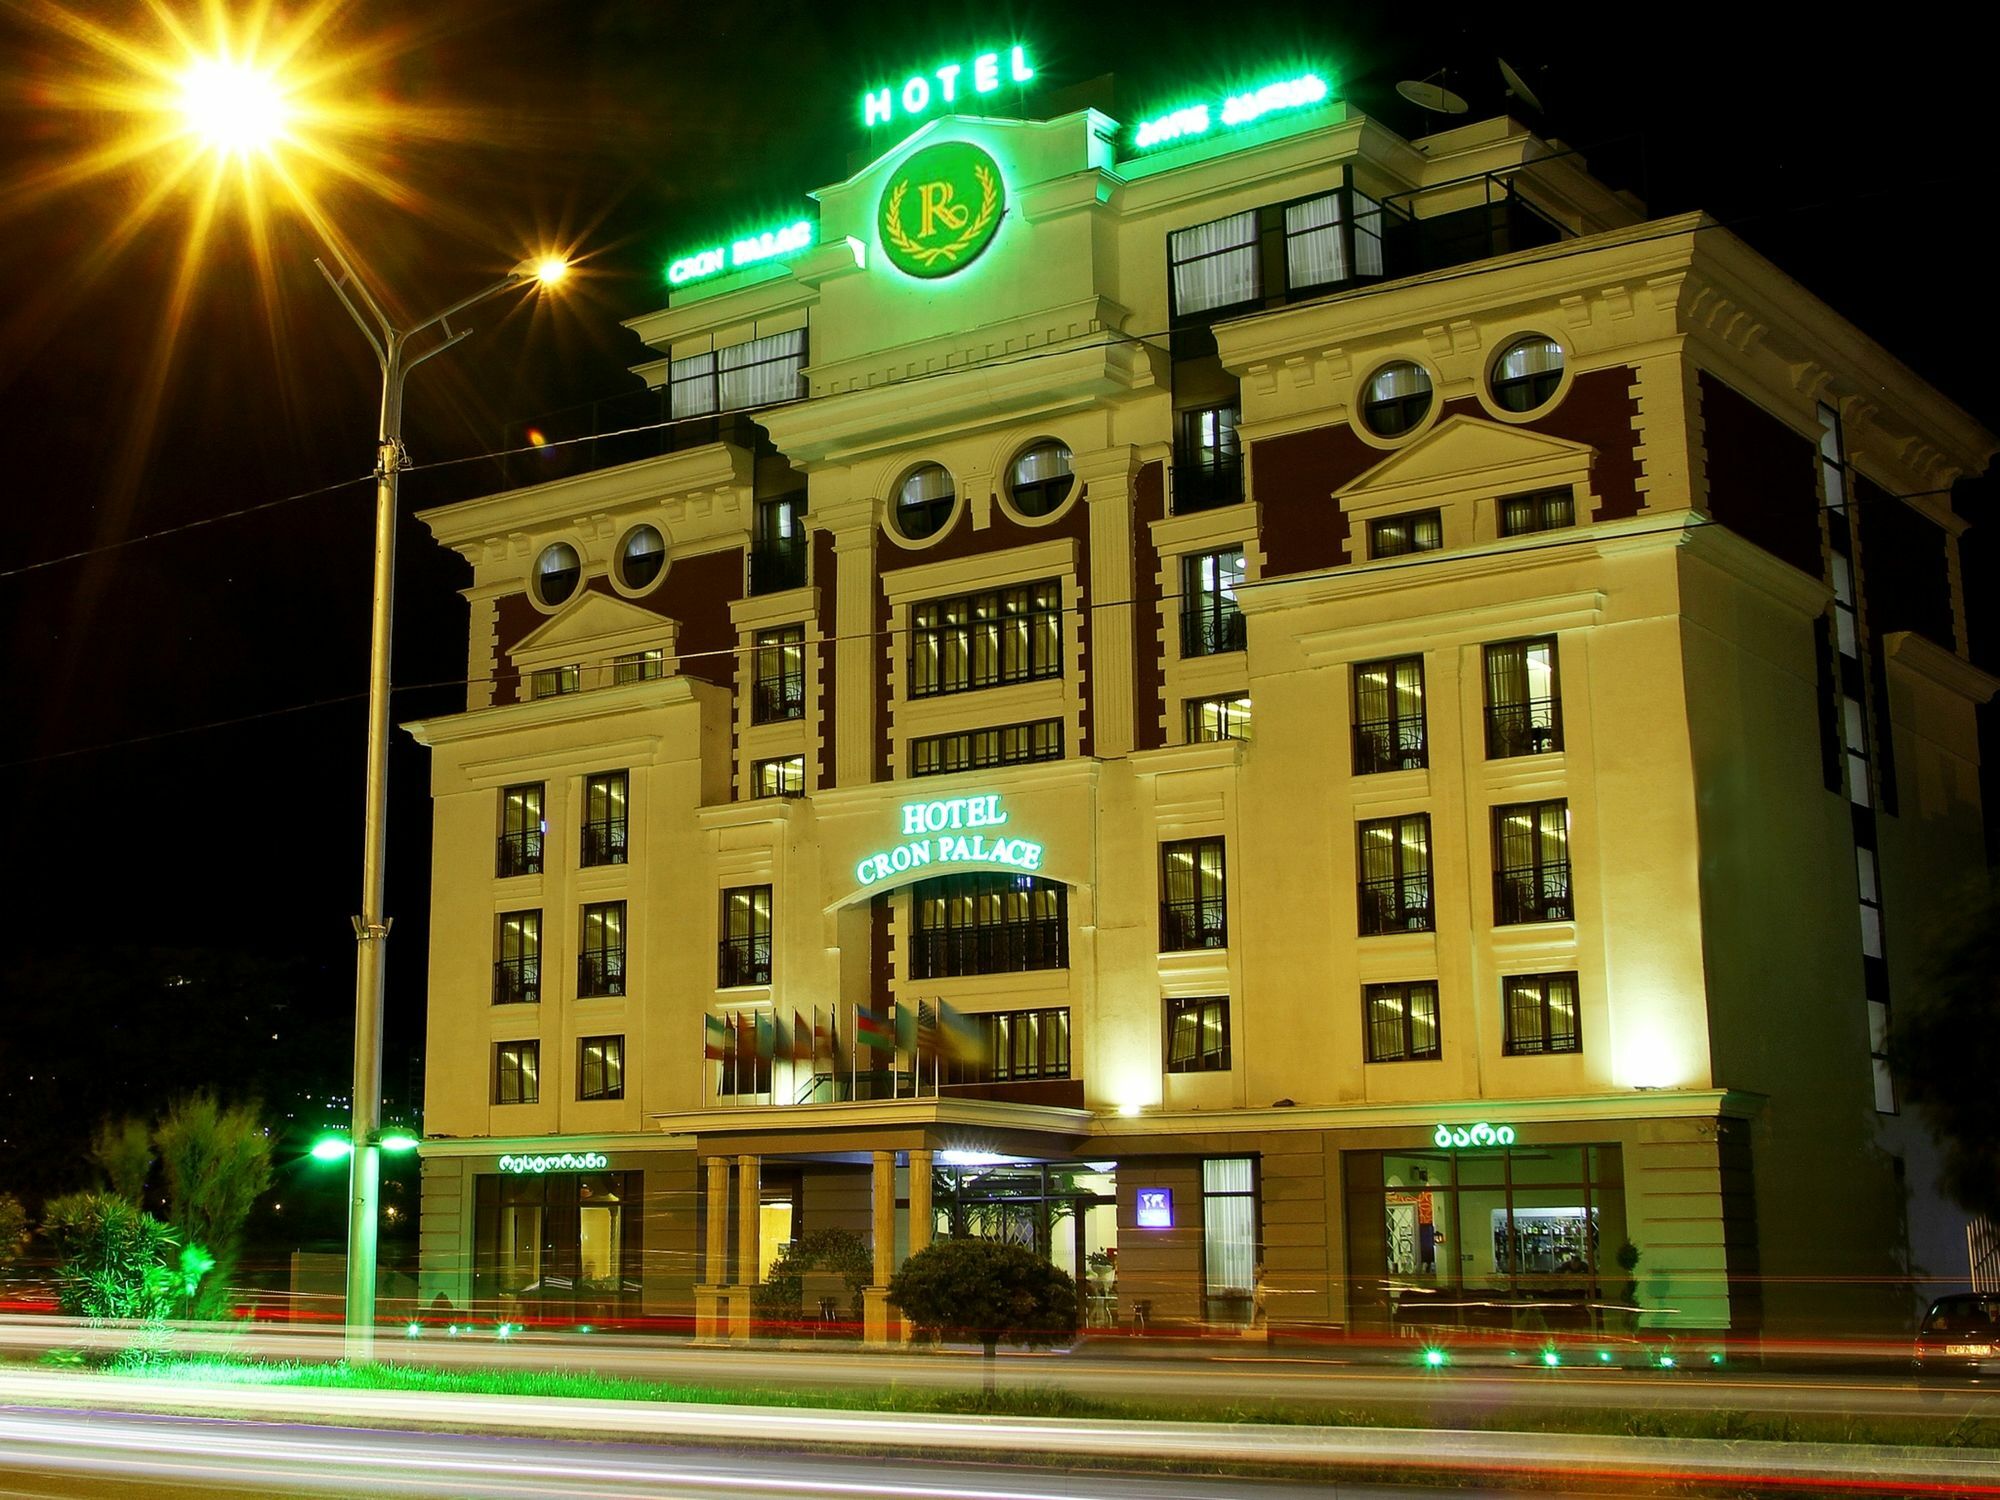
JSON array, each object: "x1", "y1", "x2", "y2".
[
  {"x1": 1498, "y1": 57, "x2": 1545, "y2": 114},
  {"x1": 1396, "y1": 78, "x2": 1469, "y2": 114}
]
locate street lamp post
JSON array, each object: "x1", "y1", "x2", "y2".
[{"x1": 317, "y1": 249, "x2": 565, "y2": 1363}]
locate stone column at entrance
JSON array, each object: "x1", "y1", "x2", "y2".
[
  {"x1": 863, "y1": 1148, "x2": 899, "y2": 1343},
  {"x1": 908, "y1": 1149, "x2": 933, "y2": 1258},
  {"x1": 694, "y1": 1154, "x2": 731, "y2": 1341},
  {"x1": 731, "y1": 1154, "x2": 761, "y2": 1339}
]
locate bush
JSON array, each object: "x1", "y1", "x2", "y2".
[
  {"x1": 0, "y1": 1194, "x2": 28, "y2": 1263},
  {"x1": 889, "y1": 1238, "x2": 1078, "y2": 1383},
  {"x1": 40, "y1": 1192, "x2": 180, "y2": 1321},
  {"x1": 752, "y1": 1227, "x2": 872, "y2": 1328}
]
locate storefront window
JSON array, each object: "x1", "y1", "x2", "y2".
[
  {"x1": 931, "y1": 1160, "x2": 1116, "y2": 1283},
  {"x1": 1203, "y1": 1157, "x2": 1258, "y2": 1327},
  {"x1": 473, "y1": 1170, "x2": 643, "y2": 1321}
]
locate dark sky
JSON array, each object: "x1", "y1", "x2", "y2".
[{"x1": 2, "y1": 1, "x2": 1993, "y2": 1128}]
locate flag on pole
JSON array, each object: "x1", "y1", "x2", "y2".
[
  {"x1": 794, "y1": 1010, "x2": 812, "y2": 1063},
  {"x1": 936, "y1": 998, "x2": 988, "y2": 1064},
  {"x1": 756, "y1": 1011, "x2": 776, "y2": 1062},
  {"x1": 916, "y1": 1000, "x2": 940, "y2": 1062},
  {"x1": 854, "y1": 1002, "x2": 895, "y2": 1052},
  {"x1": 813, "y1": 1006, "x2": 831, "y2": 1064},
  {"x1": 704, "y1": 1013, "x2": 729, "y2": 1061},
  {"x1": 775, "y1": 1010, "x2": 794, "y2": 1063},
  {"x1": 895, "y1": 1000, "x2": 918, "y2": 1056}
]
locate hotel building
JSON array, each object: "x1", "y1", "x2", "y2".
[{"x1": 408, "y1": 61, "x2": 1994, "y2": 1343}]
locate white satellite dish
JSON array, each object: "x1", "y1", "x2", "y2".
[
  {"x1": 1498, "y1": 57, "x2": 1545, "y2": 114},
  {"x1": 1395, "y1": 79, "x2": 1469, "y2": 114}
]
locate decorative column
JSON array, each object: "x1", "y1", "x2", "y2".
[
  {"x1": 694, "y1": 1153, "x2": 731, "y2": 1341},
  {"x1": 730, "y1": 1154, "x2": 760, "y2": 1339},
  {"x1": 863, "y1": 1148, "x2": 898, "y2": 1343},
  {"x1": 907, "y1": 1148, "x2": 934, "y2": 1258}
]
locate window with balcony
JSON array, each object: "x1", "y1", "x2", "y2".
[
  {"x1": 578, "y1": 1035, "x2": 625, "y2": 1100},
  {"x1": 1503, "y1": 972, "x2": 1580, "y2": 1054},
  {"x1": 494, "y1": 911, "x2": 541, "y2": 1005},
  {"x1": 751, "y1": 492, "x2": 808, "y2": 594},
  {"x1": 1494, "y1": 801, "x2": 1572, "y2": 925},
  {"x1": 581, "y1": 771, "x2": 628, "y2": 867},
  {"x1": 1166, "y1": 995, "x2": 1230, "y2": 1073},
  {"x1": 1358, "y1": 814, "x2": 1433, "y2": 934},
  {"x1": 1484, "y1": 638, "x2": 1562, "y2": 757},
  {"x1": 909, "y1": 580, "x2": 1062, "y2": 699},
  {"x1": 1174, "y1": 404, "x2": 1242, "y2": 511},
  {"x1": 1368, "y1": 509, "x2": 1442, "y2": 558},
  {"x1": 670, "y1": 329, "x2": 807, "y2": 418},
  {"x1": 1160, "y1": 837, "x2": 1227, "y2": 951},
  {"x1": 752, "y1": 625, "x2": 806, "y2": 722},
  {"x1": 1352, "y1": 656, "x2": 1426, "y2": 774},
  {"x1": 751, "y1": 754, "x2": 805, "y2": 799},
  {"x1": 911, "y1": 719, "x2": 1063, "y2": 777},
  {"x1": 578, "y1": 901, "x2": 626, "y2": 997},
  {"x1": 494, "y1": 1041, "x2": 539, "y2": 1105},
  {"x1": 1169, "y1": 209, "x2": 1259, "y2": 316},
  {"x1": 1363, "y1": 981, "x2": 1440, "y2": 1062},
  {"x1": 1181, "y1": 547, "x2": 1246, "y2": 657},
  {"x1": 1498, "y1": 486, "x2": 1576, "y2": 537},
  {"x1": 1185, "y1": 693, "x2": 1252, "y2": 743},
  {"x1": 910, "y1": 873, "x2": 1067, "y2": 979},
  {"x1": 612, "y1": 650, "x2": 665, "y2": 685},
  {"x1": 529, "y1": 664, "x2": 580, "y2": 699},
  {"x1": 497, "y1": 782, "x2": 544, "y2": 878},
  {"x1": 719, "y1": 885, "x2": 773, "y2": 988}
]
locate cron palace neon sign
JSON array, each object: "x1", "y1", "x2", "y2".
[{"x1": 856, "y1": 793, "x2": 1044, "y2": 886}]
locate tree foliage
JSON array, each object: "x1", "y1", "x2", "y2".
[
  {"x1": 0, "y1": 1194, "x2": 28, "y2": 1264},
  {"x1": 752, "y1": 1226, "x2": 873, "y2": 1326},
  {"x1": 153, "y1": 1093, "x2": 274, "y2": 1319},
  {"x1": 1887, "y1": 882, "x2": 2000, "y2": 1222},
  {"x1": 888, "y1": 1237, "x2": 1079, "y2": 1363},
  {"x1": 90, "y1": 1117, "x2": 154, "y2": 1205},
  {"x1": 40, "y1": 1191, "x2": 180, "y2": 1321}
]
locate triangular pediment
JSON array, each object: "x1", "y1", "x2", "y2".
[
  {"x1": 1333, "y1": 415, "x2": 1597, "y2": 512},
  {"x1": 510, "y1": 590, "x2": 676, "y2": 667}
]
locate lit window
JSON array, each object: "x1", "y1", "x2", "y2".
[
  {"x1": 497, "y1": 783, "x2": 544, "y2": 878},
  {"x1": 494, "y1": 912, "x2": 541, "y2": 1006},
  {"x1": 616, "y1": 525, "x2": 666, "y2": 591},
  {"x1": 1493, "y1": 803, "x2": 1572, "y2": 925},
  {"x1": 1170, "y1": 210, "x2": 1259, "y2": 316},
  {"x1": 910, "y1": 874, "x2": 1067, "y2": 978},
  {"x1": 1364, "y1": 981, "x2": 1441, "y2": 1062},
  {"x1": 1352, "y1": 657, "x2": 1425, "y2": 774},
  {"x1": 612, "y1": 649, "x2": 666, "y2": 684},
  {"x1": 1499, "y1": 487, "x2": 1575, "y2": 537},
  {"x1": 1160, "y1": 838, "x2": 1227, "y2": 951},
  {"x1": 719, "y1": 886, "x2": 773, "y2": 988},
  {"x1": 1491, "y1": 335, "x2": 1564, "y2": 413},
  {"x1": 1181, "y1": 548, "x2": 1247, "y2": 657},
  {"x1": 582, "y1": 772, "x2": 628, "y2": 867},
  {"x1": 578, "y1": 1035, "x2": 625, "y2": 1101},
  {"x1": 1503, "y1": 972, "x2": 1580, "y2": 1054},
  {"x1": 1484, "y1": 639, "x2": 1562, "y2": 757},
  {"x1": 893, "y1": 463, "x2": 956, "y2": 540},
  {"x1": 1166, "y1": 996, "x2": 1231, "y2": 1073},
  {"x1": 529, "y1": 665, "x2": 580, "y2": 699},
  {"x1": 1369, "y1": 510, "x2": 1442, "y2": 558},
  {"x1": 911, "y1": 719, "x2": 1063, "y2": 775},
  {"x1": 751, "y1": 625, "x2": 806, "y2": 722},
  {"x1": 533, "y1": 543, "x2": 581, "y2": 607},
  {"x1": 1358, "y1": 815, "x2": 1433, "y2": 934},
  {"x1": 909, "y1": 582, "x2": 1062, "y2": 698},
  {"x1": 1175, "y1": 405, "x2": 1242, "y2": 512},
  {"x1": 578, "y1": 902, "x2": 626, "y2": 998},
  {"x1": 1008, "y1": 441, "x2": 1075, "y2": 517},
  {"x1": 752, "y1": 755, "x2": 805, "y2": 799},
  {"x1": 1186, "y1": 694, "x2": 1251, "y2": 743},
  {"x1": 494, "y1": 1041, "x2": 539, "y2": 1105},
  {"x1": 1360, "y1": 363, "x2": 1433, "y2": 437}
]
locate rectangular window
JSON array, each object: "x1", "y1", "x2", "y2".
[
  {"x1": 1484, "y1": 638, "x2": 1563, "y2": 757},
  {"x1": 1352, "y1": 656, "x2": 1426, "y2": 774},
  {"x1": 911, "y1": 719, "x2": 1064, "y2": 777},
  {"x1": 1160, "y1": 837, "x2": 1228, "y2": 951},
  {"x1": 1494, "y1": 801, "x2": 1573, "y2": 925},
  {"x1": 612, "y1": 650, "x2": 665, "y2": 685},
  {"x1": 1369, "y1": 510, "x2": 1442, "y2": 558},
  {"x1": 1283, "y1": 191, "x2": 1347, "y2": 290},
  {"x1": 908, "y1": 580, "x2": 1063, "y2": 699},
  {"x1": 1503, "y1": 972, "x2": 1581, "y2": 1055},
  {"x1": 717, "y1": 329, "x2": 807, "y2": 412},
  {"x1": 1363, "y1": 981, "x2": 1441, "y2": 1062},
  {"x1": 1170, "y1": 210, "x2": 1259, "y2": 316},
  {"x1": 498, "y1": 782, "x2": 544, "y2": 878},
  {"x1": 751, "y1": 492, "x2": 808, "y2": 594},
  {"x1": 668, "y1": 350, "x2": 718, "y2": 420},
  {"x1": 979, "y1": 1008, "x2": 1071, "y2": 1081},
  {"x1": 1166, "y1": 996, "x2": 1230, "y2": 1073},
  {"x1": 1185, "y1": 693, "x2": 1252, "y2": 743},
  {"x1": 751, "y1": 754, "x2": 805, "y2": 799},
  {"x1": 1818, "y1": 403, "x2": 1848, "y2": 515},
  {"x1": 494, "y1": 911, "x2": 541, "y2": 1005},
  {"x1": 578, "y1": 901, "x2": 627, "y2": 998},
  {"x1": 494, "y1": 1041, "x2": 540, "y2": 1105},
  {"x1": 581, "y1": 771, "x2": 628, "y2": 867},
  {"x1": 1498, "y1": 487, "x2": 1576, "y2": 537},
  {"x1": 1181, "y1": 547, "x2": 1247, "y2": 657},
  {"x1": 1358, "y1": 814, "x2": 1433, "y2": 935},
  {"x1": 910, "y1": 873, "x2": 1067, "y2": 979},
  {"x1": 751, "y1": 625, "x2": 806, "y2": 722},
  {"x1": 1174, "y1": 404, "x2": 1242, "y2": 512},
  {"x1": 578, "y1": 1035, "x2": 625, "y2": 1101},
  {"x1": 1201, "y1": 1158, "x2": 1258, "y2": 1322},
  {"x1": 529, "y1": 664, "x2": 580, "y2": 699},
  {"x1": 719, "y1": 885, "x2": 773, "y2": 988}
]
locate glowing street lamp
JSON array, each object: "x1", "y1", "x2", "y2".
[{"x1": 175, "y1": 56, "x2": 290, "y2": 158}]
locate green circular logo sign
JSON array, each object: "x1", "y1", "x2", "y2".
[{"x1": 878, "y1": 141, "x2": 1006, "y2": 279}]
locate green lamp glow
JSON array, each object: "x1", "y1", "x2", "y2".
[
  {"x1": 309, "y1": 1135, "x2": 354, "y2": 1162},
  {"x1": 379, "y1": 1132, "x2": 420, "y2": 1154}
]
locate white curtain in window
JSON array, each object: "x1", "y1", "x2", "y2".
[
  {"x1": 669, "y1": 352, "x2": 716, "y2": 419},
  {"x1": 1284, "y1": 193, "x2": 1346, "y2": 289},
  {"x1": 718, "y1": 330, "x2": 805, "y2": 412},
  {"x1": 1171, "y1": 210, "x2": 1258, "y2": 314},
  {"x1": 1202, "y1": 1158, "x2": 1256, "y2": 1296}
]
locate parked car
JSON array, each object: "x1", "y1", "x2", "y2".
[{"x1": 1914, "y1": 1293, "x2": 2000, "y2": 1377}]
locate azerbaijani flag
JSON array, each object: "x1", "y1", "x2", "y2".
[
  {"x1": 703, "y1": 1013, "x2": 729, "y2": 1061},
  {"x1": 854, "y1": 1002, "x2": 895, "y2": 1052}
]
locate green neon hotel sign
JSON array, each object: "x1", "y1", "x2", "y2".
[
  {"x1": 857, "y1": 793, "x2": 1044, "y2": 886},
  {"x1": 862, "y1": 44, "x2": 1035, "y2": 129},
  {"x1": 1433, "y1": 1122, "x2": 1517, "y2": 1149},
  {"x1": 498, "y1": 1151, "x2": 609, "y2": 1174},
  {"x1": 666, "y1": 218, "x2": 816, "y2": 288},
  {"x1": 1131, "y1": 70, "x2": 1334, "y2": 151}
]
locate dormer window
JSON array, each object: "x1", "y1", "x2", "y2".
[
  {"x1": 1498, "y1": 487, "x2": 1575, "y2": 537},
  {"x1": 1369, "y1": 510, "x2": 1442, "y2": 558}
]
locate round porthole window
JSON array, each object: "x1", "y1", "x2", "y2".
[
  {"x1": 893, "y1": 463, "x2": 957, "y2": 541},
  {"x1": 1007, "y1": 441, "x2": 1075, "y2": 517},
  {"x1": 1491, "y1": 334, "x2": 1565, "y2": 413},
  {"x1": 533, "y1": 542, "x2": 581, "y2": 607},
  {"x1": 616, "y1": 525, "x2": 666, "y2": 592},
  {"x1": 1360, "y1": 362, "x2": 1434, "y2": 438}
]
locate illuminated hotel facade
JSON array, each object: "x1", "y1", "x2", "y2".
[{"x1": 409, "y1": 56, "x2": 1994, "y2": 1342}]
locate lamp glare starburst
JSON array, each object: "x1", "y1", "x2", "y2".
[{"x1": 176, "y1": 56, "x2": 289, "y2": 158}]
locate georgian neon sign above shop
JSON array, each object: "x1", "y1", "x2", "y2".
[
  {"x1": 862, "y1": 44, "x2": 1036, "y2": 129},
  {"x1": 666, "y1": 218, "x2": 816, "y2": 288},
  {"x1": 1432, "y1": 1122, "x2": 1517, "y2": 1149},
  {"x1": 1131, "y1": 70, "x2": 1334, "y2": 151},
  {"x1": 498, "y1": 1151, "x2": 609, "y2": 1174},
  {"x1": 855, "y1": 793, "x2": 1044, "y2": 886}
]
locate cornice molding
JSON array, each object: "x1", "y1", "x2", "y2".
[
  {"x1": 417, "y1": 443, "x2": 753, "y2": 551},
  {"x1": 1885, "y1": 629, "x2": 2000, "y2": 704}
]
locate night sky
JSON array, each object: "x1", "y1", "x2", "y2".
[{"x1": 2, "y1": 1, "x2": 1992, "y2": 1196}]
